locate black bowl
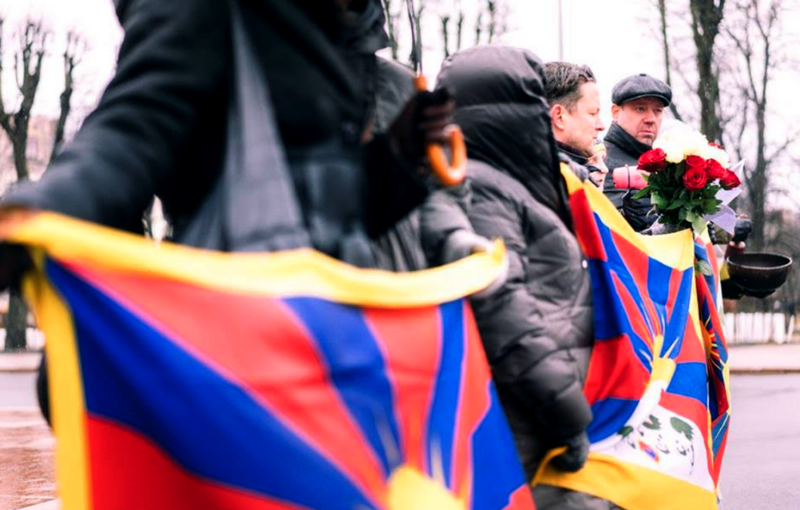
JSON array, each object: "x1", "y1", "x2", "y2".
[{"x1": 726, "y1": 252, "x2": 792, "y2": 297}]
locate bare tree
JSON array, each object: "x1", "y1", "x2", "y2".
[
  {"x1": 723, "y1": 0, "x2": 788, "y2": 251},
  {"x1": 474, "y1": 10, "x2": 483, "y2": 46},
  {"x1": 381, "y1": 0, "x2": 401, "y2": 61},
  {"x1": 440, "y1": 14, "x2": 451, "y2": 58},
  {"x1": 50, "y1": 30, "x2": 85, "y2": 164},
  {"x1": 0, "y1": 18, "x2": 49, "y2": 181},
  {"x1": 689, "y1": 0, "x2": 726, "y2": 143},
  {"x1": 455, "y1": 9, "x2": 465, "y2": 51},
  {"x1": 656, "y1": 0, "x2": 685, "y2": 121},
  {"x1": 0, "y1": 18, "x2": 48, "y2": 351},
  {"x1": 408, "y1": 0, "x2": 425, "y2": 72},
  {"x1": 486, "y1": 0, "x2": 498, "y2": 44}
]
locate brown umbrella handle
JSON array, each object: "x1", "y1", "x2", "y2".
[{"x1": 415, "y1": 76, "x2": 467, "y2": 187}]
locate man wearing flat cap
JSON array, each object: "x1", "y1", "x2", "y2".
[{"x1": 602, "y1": 73, "x2": 672, "y2": 232}]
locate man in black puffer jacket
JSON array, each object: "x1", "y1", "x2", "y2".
[
  {"x1": 436, "y1": 46, "x2": 618, "y2": 510},
  {"x1": 602, "y1": 74, "x2": 672, "y2": 232}
]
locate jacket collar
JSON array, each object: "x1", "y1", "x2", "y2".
[
  {"x1": 556, "y1": 141, "x2": 589, "y2": 166},
  {"x1": 604, "y1": 122, "x2": 652, "y2": 158}
]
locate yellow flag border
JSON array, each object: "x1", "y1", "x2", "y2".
[
  {"x1": 23, "y1": 253, "x2": 91, "y2": 510},
  {"x1": 9, "y1": 212, "x2": 505, "y2": 308}
]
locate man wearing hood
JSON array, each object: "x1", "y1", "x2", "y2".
[
  {"x1": 435, "y1": 46, "x2": 617, "y2": 510},
  {"x1": 601, "y1": 73, "x2": 672, "y2": 232}
]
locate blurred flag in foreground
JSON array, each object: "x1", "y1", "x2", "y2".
[
  {"x1": 12, "y1": 213, "x2": 533, "y2": 510},
  {"x1": 534, "y1": 169, "x2": 730, "y2": 510}
]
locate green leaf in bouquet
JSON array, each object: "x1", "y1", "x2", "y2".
[
  {"x1": 632, "y1": 188, "x2": 650, "y2": 200},
  {"x1": 666, "y1": 197, "x2": 687, "y2": 210},
  {"x1": 652, "y1": 193, "x2": 668, "y2": 210},
  {"x1": 686, "y1": 210, "x2": 697, "y2": 222},
  {"x1": 678, "y1": 208, "x2": 688, "y2": 222},
  {"x1": 703, "y1": 198, "x2": 720, "y2": 211},
  {"x1": 691, "y1": 216, "x2": 708, "y2": 236},
  {"x1": 695, "y1": 258, "x2": 713, "y2": 277}
]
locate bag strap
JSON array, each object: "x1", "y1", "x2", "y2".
[{"x1": 221, "y1": 0, "x2": 311, "y2": 252}]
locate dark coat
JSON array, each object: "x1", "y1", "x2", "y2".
[
  {"x1": 602, "y1": 122, "x2": 656, "y2": 232},
  {"x1": 4, "y1": 0, "x2": 426, "y2": 266},
  {"x1": 436, "y1": 46, "x2": 593, "y2": 478}
]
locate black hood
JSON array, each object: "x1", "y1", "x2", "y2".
[
  {"x1": 435, "y1": 46, "x2": 569, "y2": 221},
  {"x1": 340, "y1": 0, "x2": 390, "y2": 53}
]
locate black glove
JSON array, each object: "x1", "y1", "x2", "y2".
[
  {"x1": 388, "y1": 87, "x2": 455, "y2": 166},
  {"x1": 621, "y1": 191, "x2": 657, "y2": 232},
  {"x1": 550, "y1": 432, "x2": 590, "y2": 472},
  {"x1": 0, "y1": 243, "x2": 33, "y2": 293},
  {"x1": 732, "y1": 217, "x2": 753, "y2": 244}
]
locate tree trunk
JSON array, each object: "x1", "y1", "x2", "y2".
[
  {"x1": 11, "y1": 121, "x2": 29, "y2": 181},
  {"x1": 689, "y1": 0, "x2": 724, "y2": 143},
  {"x1": 5, "y1": 289, "x2": 27, "y2": 351},
  {"x1": 456, "y1": 11, "x2": 464, "y2": 51},
  {"x1": 749, "y1": 103, "x2": 768, "y2": 251},
  {"x1": 440, "y1": 16, "x2": 450, "y2": 58},
  {"x1": 50, "y1": 85, "x2": 72, "y2": 164}
]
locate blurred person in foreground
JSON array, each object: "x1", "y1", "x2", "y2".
[{"x1": 0, "y1": 0, "x2": 459, "y2": 422}]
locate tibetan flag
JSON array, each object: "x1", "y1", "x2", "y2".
[
  {"x1": 11, "y1": 213, "x2": 534, "y2": 510},
  {"x1": 534, "y1": 168, "x2": 731, "y2": 510}
]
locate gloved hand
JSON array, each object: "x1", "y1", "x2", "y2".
[
  {"x1": 389, "y1": 87, "x2": 456, "y2": 167},
  {"x1": 550, "y1": 432, "x2": 590, "y2": 472},
  {"x1": 732, "y1": 217, "x2": 753, "y2": 244},
  {"x1": 441, "y1": 229, "x2": 493, "y2": 263},
  {"x1": 440, "y1": 229, "x2": 508, "y2": 299}
]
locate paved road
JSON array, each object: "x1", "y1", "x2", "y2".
[
  {"x1": 721, "y1": 374, "x2": 800, "y2": 510},
  {"x1": 1, "y1": 373, "x2": 799, "y2": 509},
  {"x1": 0, "y1": 373, "x2": 36, "y2": 409},
  {"x1": 0, "y1": 373, "x2": 53, "y2": 510}
]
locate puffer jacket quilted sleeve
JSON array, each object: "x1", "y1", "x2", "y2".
[{"x1": 466, "y1": 162, "x2": 593, "y2": 471}]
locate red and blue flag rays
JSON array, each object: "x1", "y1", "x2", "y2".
[
  {"x1": 48, "y1": 253, "x2": 533, "y2": 510},
  {"x1": 581, "y1": 210, "x2": 694, "y2": 444},
  {"x1": 363, "y1": 304, "x2": 532, "y2": 510},
  {"x1": 48, "y1": 258, "x2": 391, "y2": 510},
  {"x1": 695, "y1": 255, "x2": 730, "y2": 483}
]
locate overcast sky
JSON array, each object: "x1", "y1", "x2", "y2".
[
  {"x1": 0, "y1": 0, "x2": 797, "y2": 201},
  {"x1": 0, "y1": 0, "x2": 665, "y2": 125}
]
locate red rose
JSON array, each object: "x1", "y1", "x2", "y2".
[
  {"x1": 638, "y1": 148, "x2": 667, "y2": 172},
  {"x1": 706, "y1": 159, "x2": 727, "y2": 180},
  {"x1": 720, "y1": 169, "x2": 741, "y2": 190},
  {"x1": 683, "y1": 167, "x2": 708, "y2": 192},
  {"x1": 685, "y1": 155, "x2": 708, "y2": 174},
  {"x1": 709, "y1": 142, "x2": 723, "y2": 149}
]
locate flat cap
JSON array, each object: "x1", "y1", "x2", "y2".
[{"x1": 611, "y1": 73, "x2": 672, "y2": 106}]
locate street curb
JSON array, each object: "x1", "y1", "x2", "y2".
[
  {"x1": 0, "y1": 352, "x2": 42, "y2": 373},
  {"x1": 730, "y1": 368, "x2": 800, "y2": 375},
  {"x1": 17, "y1": 500, "x2": 59, "y2": 510}
]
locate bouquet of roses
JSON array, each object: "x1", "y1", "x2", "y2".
[{"x1": 633, "y1": 127, "x2": 741, "y2": 235}]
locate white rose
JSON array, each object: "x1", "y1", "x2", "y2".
[
  {"x1": 654, "y1": 139, "x2": 686, "y2": 163},
  {"x1": 700, "y1": 145, "x2": 730, "y2": 167},
  {"x1": 681, "y1": 131, "x2": 710, "y2": 158}
]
